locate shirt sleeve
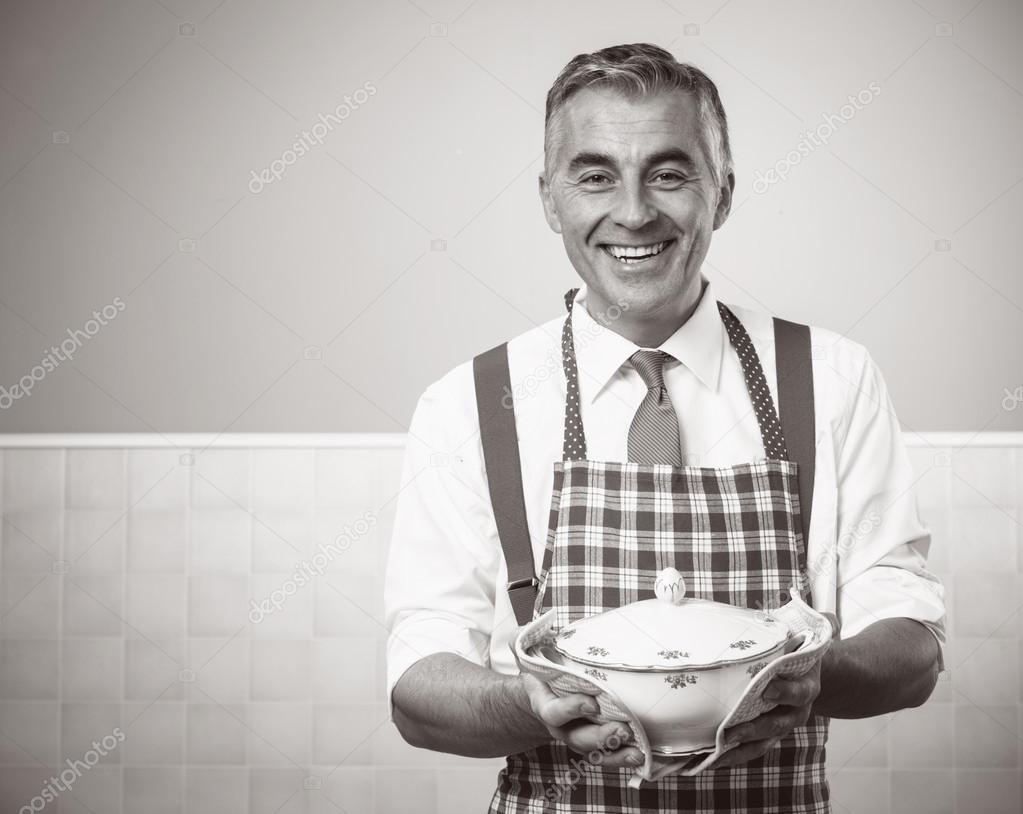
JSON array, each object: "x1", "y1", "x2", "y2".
[
  {"x1": 832, "y1": 347, "x2": 947, "y2": 664},
  {"x1": 383, "y1": 369, "x2": 503, "y2": 718}
]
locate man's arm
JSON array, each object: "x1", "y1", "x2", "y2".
[
  {"x1": 391, "y1": 654, "x2": 547, "y2": 757},
  {"x1": 391, "y1": 653, "x2": 646, "y2": 768},
  {"x1": 813, "y1": 616, "x2": 939, "y2": 718}
]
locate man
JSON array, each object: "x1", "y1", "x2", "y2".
[{"x1": 385, "y1": 43, "x2": 945, "y2": 812}]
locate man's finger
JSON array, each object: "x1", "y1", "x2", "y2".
[
  {"x1": 712, "y1": 737, "x2": 782, "y2": 768},
  {"x1": 763, "y1": 675, "x2": 820, "y2": 707},
  {"x1": 724, "y1": 707, "x2": 803, "y2": 745},
  {"x1": 564, "y1": 721, "x2": 633, "y2": 754},
  {"x1": 522, "y1": 674, "x2": 600, "y2": 728}
]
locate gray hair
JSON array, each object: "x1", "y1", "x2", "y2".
[{"x1": 543, "y1": 43, "x2": 733, "y2": 191}]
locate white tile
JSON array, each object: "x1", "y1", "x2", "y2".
[
  {"x1": 891, "y1": 770, "x2": 953, "y2": 814},
  {"x1": 64, "y1": 510, "x2": 125, "y2": 572},
  {"x1": 247, "y1": 702, "x2": 310, "y2": 766},
  {"x1": 0, "y1": 768, "x2": 66, "y2": 812},
  {"x1": 190, "y1": 509, "x2": 252, "y2": 572},
  {"x1": 122, "y1": 701, "x2": 184, "y2": 764},
  {"x1": 249, "y1": 767, "x2": 306, "y2": 814},
  {"x1": 956, "y1": 769, "x2": 1020, "y2": 814},
  {"x1": 950, "y1": 506, "x2": 1018, "y2": 572},
  {"x1": 314, "y1": 578, "x2": 386, "y2": 638},
  {"x1": 127, "y1": 510, "x2": 187, "y2": 572},
  {"x1": 827, "y1": 768, "x2": 891, "y2": 814},
  {"x1": 187, "y1": 703, "x2": 248, "y2": 765},
  {"x1": 953, "y1": 573, "x2": 1017, "y2": 638},
  {"x1": 955, "y1": 705, "x2": 1018, "y2": 768},
  {"x1": 2, "y1": 449, "x2": 63, "y2": 510},
  {"x1": 190, "y1": 637, "x2": 250, "y2": 703},
  {"x1": 435, "y1": 767, "x2": 501, "y2": 813},
  {"x1": 61, "y1": 638, "x2": 122, "y2": 700},
  {"x1": 124, "y1": 767, "x2": 183, "y2": 814},
  {"x1": 251, "y1": 640, "x2": 309, "y2": 701},
  {"x1": 315, "y1": 448, "x2": 379, "y2": 512},
  {"x1": 125, "y1": 574, "x2": 187, "y2": 640},
  {"x1": 0, "y1": 639, "x2": 59, "y2": 698},
  {"x1": 826, "y1": 715, "x2": 890, "y2": 770},
  {"x1": 128, "y1": 448, "x2": 190, "y2": 510},
  {"x1": 252, "y1": 449, "x2": 314, "y2": 514},
  {"x1": 953, "y1": 637, "x2": 1019, "y2": 706},
  {"x1": 313, "y1": 509, "x2": 379, "y2": 580},
  {"x1": 951, "y1": 447, "x2": 1018, "y2": 509},
  {"x1": 3, "y1": 511, "x2": 61, "y2": 570},
  {"x1": 888, "y1": 702, "x2": 953, "y2": 769},
  {"x1": 125, "y1": 638, "x2": 185, "y2": 702},
  {"x1": 375, "y1": 767, "x2": 437, "y2": 814},
  {"x1": 311, "y1": 703, "x2": 384, "y2": 765},
  {"x1": 249, "y1": 572, "x2": 313, "y2": 639},
  {"x1": 309, "y1": 766, "x2": 374, "y2": 814},
  {"x1": 0, "y1": 572, "x2": 59, "y2": 638},
  {"x1": 193, "y1": 449, "x2": 251, "y2": 510},
  {"x1": 60, "y1": 702, "x2": 121, "y2": 764},
  {"x1": 67, "y1": 449, "x2": 125, "y2": 510},
  {"x1": 0, "y1": 701, "x2": 58, "y2": 763},
  {"x1": 252, "y1": 510, "x2": 314, "y2": 572},
  {"x1": 64, "y1": 573, "x2": 124, "y2": 636},
  {"x1": 56, "y1": 765, "x2": 122, "y2": 813},
  {"x1": 189, "y1": 574, "x2": 249, "y2": 636},
  {"x1": 187, "y1": 767, "x2": 248, "y2": 814},
  {"x1": 311, "y1": 638, "x2": 377, "y2": 703}
]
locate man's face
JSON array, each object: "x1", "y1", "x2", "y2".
[{"x1": 539, "y1": 87, "x2": 734, "y2": 324}]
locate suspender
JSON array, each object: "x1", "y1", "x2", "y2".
[
  {"x1": 472, "y1": 315, "x2": 816, "y2": 626},
  {"x1": 472, "y1": 345, "x2": 540, "y2": 628},
  {"x1": 773, "y1": 317, "x2": 816, "y2": 546}
]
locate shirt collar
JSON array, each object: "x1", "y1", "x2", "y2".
[{"x1": 570, "y1": 273, "x2": 724, "y2": 403}]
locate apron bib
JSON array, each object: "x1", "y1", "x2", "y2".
[{"x1": 483, "y1": 289, "x2": 829, "y2": 813}]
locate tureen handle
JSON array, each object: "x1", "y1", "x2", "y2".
[{"x1": 654, "y1": 568, "x2": 686, "y2": 605}]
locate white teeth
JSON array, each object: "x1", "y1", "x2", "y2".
[{"x1": 605, "y1": 241, "x2": 667, "y2": 260}]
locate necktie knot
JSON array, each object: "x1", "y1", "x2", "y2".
[{"x1": 630, "y1": 350, "x2": 672, "y2": 392}]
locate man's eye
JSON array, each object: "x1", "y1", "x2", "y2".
[
  {"x1": 654, "y1": 172, "x2": 685, "y2": 183},
  {"x1": 581, "y1": 174, "x2": 611, "y2": 185}
]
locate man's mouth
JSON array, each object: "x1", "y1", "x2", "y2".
[{"x1": 600, "y1": 240, "x2": 674, "y2": 264}]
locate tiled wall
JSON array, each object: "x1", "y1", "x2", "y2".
[{"x1": 0, "y1": 440, "x2": 1019, "y2": 813}]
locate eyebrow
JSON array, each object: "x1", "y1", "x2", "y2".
[{"x1": 565, "y1": 147, "x2": 699, "y2": 176}]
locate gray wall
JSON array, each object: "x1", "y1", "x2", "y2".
[{"x1": 0, "y1": 0, "x2": 1021, "y2": 433}]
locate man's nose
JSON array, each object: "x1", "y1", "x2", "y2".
[{"x1": 611, "y1": 182, "x2": 658, "y2": 230}]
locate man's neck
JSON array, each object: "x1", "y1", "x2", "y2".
[{"x1": 585, "y1": 278, "x2": 707, "y2": 348}]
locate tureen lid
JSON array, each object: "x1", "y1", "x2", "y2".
[{"x1": 552, "y1": 568, "x2": 788, "y2": 670}]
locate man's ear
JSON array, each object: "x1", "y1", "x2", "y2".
[
  {"x1": 538, "y1": 173, "x2": 562, "y2": 234},
  {"x1": 712, "y1": 170, "x2": 736, "y2": 230}
]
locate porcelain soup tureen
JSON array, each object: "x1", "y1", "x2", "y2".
[{"x1": 548, "y1": 568, "x2": 799, "y2": 754}]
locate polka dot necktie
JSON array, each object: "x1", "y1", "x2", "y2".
[{"x1": 627, "y1": 350, "x2": 684, "y2": 466}]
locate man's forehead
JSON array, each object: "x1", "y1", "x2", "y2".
[{"x1": 553, "y1": 87, "x2": 703, "y2": 160}]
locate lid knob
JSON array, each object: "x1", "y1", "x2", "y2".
[{"x1": 654, "y1": 568, "x2": 686, "y2": 605}]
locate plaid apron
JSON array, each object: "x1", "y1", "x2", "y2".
[{"x1": 489, "y1": 290, "x2": 829, "y2": 813}]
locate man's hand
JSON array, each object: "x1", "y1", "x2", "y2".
[
  {"x1": 521, "y1": 673, "x2": 645, "y2": 770},
  {"x1": 713, "y1": 660, "x2": 823, "y2": 768}
]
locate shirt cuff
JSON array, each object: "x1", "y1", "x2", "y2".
[{"x1": 386, "y1": 615, "x2": 492, "y2": 720}]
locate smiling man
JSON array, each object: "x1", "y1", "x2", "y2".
[{"x1": 385, "y1": 43, "x2": 945, "y2": 812}]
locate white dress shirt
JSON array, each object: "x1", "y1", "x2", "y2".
[{"x1": 384, "y1": 274, "x2": 947, "y2": 711}]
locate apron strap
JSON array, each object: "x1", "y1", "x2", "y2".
[
  {"x1": 472, "y1": 342, "x2": 537, "y2": 625},
  {"x1": 773, "y1": 317, "x2": 816, "y2": 545}
]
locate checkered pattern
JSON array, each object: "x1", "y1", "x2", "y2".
[{"x1": 489, "y1": 293, "x2": 829, "y2": 813}]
